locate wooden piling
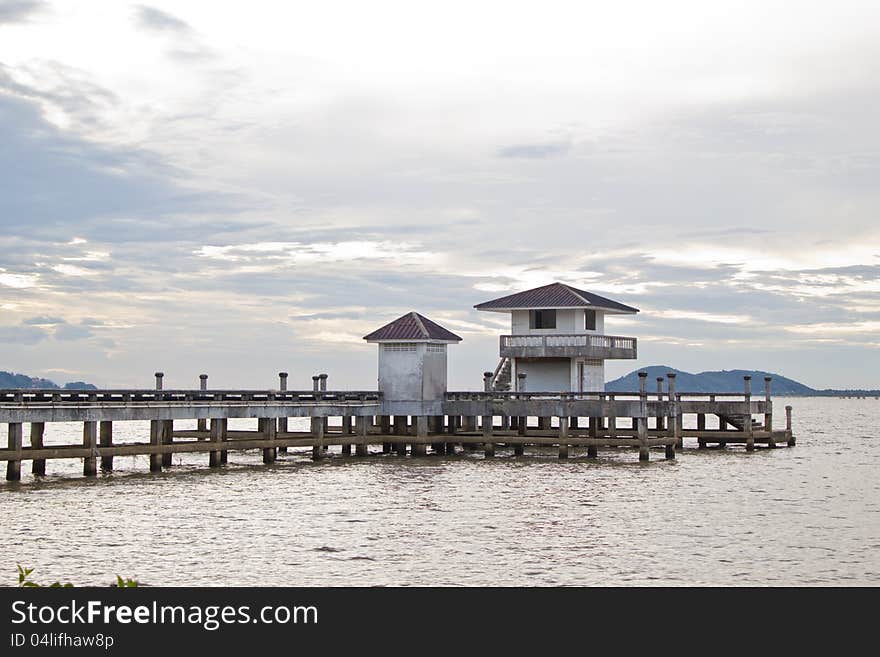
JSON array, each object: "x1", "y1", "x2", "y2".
[
  {"x1": 667, "y1": 372, "x2": 682, "y2": 448},
  {"x1": 6, "y1": 422, "x2": 22, "y2": 481},
  {"x1": 83, "y1": 420, "x2": 97, "y2": 476},
  {"x1": 697, "y1": 413, "x2": 706, "y2": 448},
  {"x1": 482, "y1": 372, "x2": 495, "y2": 457},
  {"x1": 31, "y1": 422, "x2": 46, "y2": 476},
  {"x1": 786, "y1": 405, "x2": 795, "y2": 446},
  {"x1": 99, "y1": 421, "x2": 113, "y2": 471}
]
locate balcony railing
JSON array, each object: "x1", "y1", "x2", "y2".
[{"x1": 499, "y1": 333, "x2": 637, "y2": 359}]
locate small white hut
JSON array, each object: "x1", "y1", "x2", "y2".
[
  {"x1": 475, "y1": 282, "x2": 639, "y2": 392},
  {"x1": 363, "y1": 312, "x2": 462, "y2": 402}
]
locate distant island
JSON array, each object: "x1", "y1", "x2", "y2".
[
  {"x1": 606, "y1": 366, "x2": 879, "y2": 397},
  {"x1": 0, "y1": 370, "x2": 96, "y2": 390}
]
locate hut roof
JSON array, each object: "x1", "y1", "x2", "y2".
[
  {"x1": 474, "y1": 282, "x2": 639, "y2": 314},
  {"x1": 363, "y1": 312, "x2": 463, "y2": 343}
]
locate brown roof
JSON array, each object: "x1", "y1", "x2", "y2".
[
  {"x1": 363, "y1": 312, "x2": 463, "y2": 342},
  {"x1": 474, "y1": 282, "x2": 639, "y2": 313}
]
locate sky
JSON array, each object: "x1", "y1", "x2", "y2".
[{"x1": 0, "y1": 0, "x2": 878, "y2": 390}]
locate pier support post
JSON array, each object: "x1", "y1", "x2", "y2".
[
  {"x1": 656, "y1": 377, "x2": 665, "y2": 431},
  {"x1": 6, "y1": 423, "x2": 22, "y2": 481},
  {"x1": 355, "y1": 416, "x2": 369, "y2": 456},
  {"x1": 260, "y1": 417, "x2": 277, "y2": 464},
  {"x1": 638, "y1": 372, "x2": 650, "y2": 461},
  {"x1": 342, "y1": 415, "x2": 353, "y2": 455},
  {"x1": 667, "y1": 372, "x2": 681, "y2": 448},
  {"x1": 197, "y1": 374, "x2": 208, "y2": 432},
  {"x1": 31, "y1": 422, "x2": 46, "y2": 476},
  {"x1": 558, "y1": 416, "x2": 569, "y2": 459},
  {"x1": 311, "y1": 416, "x2": 325, "y2": 460},
  {"x1": 277, "y1": 372, "x2": 288, "y2": 454},
  {"x1": 393, "y1": 416, "x2": 408, "y2": 456},
  {"x1": 83, "y1": 421, "x2": 97, "y2": 476},
  {"x1": 764, "y1": 376, "x2": 775, "y2": 448},
  {"x1": 161, "y1": 419, "x2": 174, "y2": 467},
  {"x1": 209, "y1": 419, "x2": 226, "y2": 467},
  {"x1": 412, "y1": 416, "x2": 428, "y2": 457},
  {"x1": 99, "y1": 421, "x2": 113, "y2": 472},
  {"x1": 587, "y1": 416, "x2": 598, "y2": 458},
  {"x1": 744, "y1": 376, "x2": 754, "y2": 451},
  {"x1": 482, "y1": 371, "x2": 495, "y2": 457},
  {"x1": 786, "y1": 406, "x2": 795, "y2": 446},
  {"x1": 149, "y1": 420, "x2": 162, "y2": 472},
  {"x1": 697, "y1": 413, "x2": 706, "y2": 448}
]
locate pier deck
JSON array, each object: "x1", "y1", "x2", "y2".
[{"x1": 0, "y1": 374, "x2": 795, "y2": 481}]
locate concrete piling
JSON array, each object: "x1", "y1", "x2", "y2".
[
  {"x1": 765, "y1": 376, "x2": 775, "y2": 448},
  {"x1": 155, "y1": 372, "x2": 164, "y2": 391},
  {"x1": 638, "y1": 372, "x2": 649, "y2": 461},
  {"x1": 31, "y1": 422, "x2": 46, "y2": 476},
  {"x1": 656, "y1": 377, "x2": 665, "y2": 431},
  {"x1": 311, "y1": 416, "x2": 325, "y2": 460},
  {"x1": 356, "y1": 416, "x2": 369, "y2": 456},
  {"x1": 149, "y1": 421, "x2": 162, "y2": 472},
  {"x1": 83, "y1": 421, "x2": 97, "y2": 476},
  {"x1": 209, "y1": 418, "x2": 225, "y2": 467},
  {"x1": 786, "y1": 405, "x2": 795, "y2": 446},
  {"x1": 161, "y1": 419, "x2": 173, "y2": 467},
  {"x1": 744, "y1": 375, "x2": 754, "y2": 451},
  {"x1": 558, "y1": 416, "x2": 569, "y2": 459},
  {"x1": 197, "y1": 374, "x2": 208, "y2": 432},
  {"x1": 6, "y1": 422, "x2": 22, "y2": 481},
  {"x1": 99, "y1": 421, "x2": 113, "y2": 471}
]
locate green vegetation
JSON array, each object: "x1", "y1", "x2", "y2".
[{"x1": 16, "y1": 564, "x2": 139, "y2": 587}]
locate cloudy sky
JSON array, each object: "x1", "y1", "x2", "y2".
[{"x1": 1, "y1": 0, "x2": 878, "y2": 390}]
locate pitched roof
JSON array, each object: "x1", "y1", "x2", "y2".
[
  {"x1": 363, "y1": 312, "x2": 463, "y2": 342},
  {"x1": 474, "y1": 282, "x2": 639, "y2": 314}
]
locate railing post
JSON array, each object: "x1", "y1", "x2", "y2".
[
  {"x1": 197, "y1": 374, "x2": 208, "y2": 432},
  {"x1": 744, "y1": 375, "x2": 754, "y2": 451},
  {"x1": 638, "y1": 372, "x2": 649, "y2": 461},
  {"x1": 277, "y1": 372, "x2": 289, "y2": 454},
  {"x1": 656, "y1": 377, "x2": 665, "y2": 432},
  {"x1": 667, "y1": 372, "x2": 680, "y2": 448}
]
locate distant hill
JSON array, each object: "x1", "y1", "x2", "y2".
[
  {"x1": 606, "y1": 366, "x2": 877, "y2": 396},
  {"x1": 0, "y1": 370, "x2": 97, "y2": 390}
]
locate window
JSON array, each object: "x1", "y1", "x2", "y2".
[
  {"x1": 529, "y1": 309, "x2": 556, "y2": 329},
  {"x1": 426, "y1": 344, "x2": 446, "y2": 353},
  {"x1": 584, "y1": 309, "x2": 596, "y2": 331}
]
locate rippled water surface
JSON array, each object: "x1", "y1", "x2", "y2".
[{"x1": 2, "y1": 397, "x2": 878, "y2": 586}]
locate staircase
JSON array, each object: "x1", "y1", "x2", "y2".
[
  {"x1": 717, "y1": 413, "x2": 762, "y2": 431},
  {"x1": 491, "y1": 357, "x2": 512, "y2": 392}
]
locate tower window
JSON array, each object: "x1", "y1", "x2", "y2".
[
  {"x1": 584, "y1": 309, "x2": 596, "y2": 331},
  {"x1": 529, "y1": 309, "x2": 556, "y2": 329}
]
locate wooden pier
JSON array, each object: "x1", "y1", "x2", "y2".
[{"x1": 0, "y1": 372, "x2": 794, "y2": 481}]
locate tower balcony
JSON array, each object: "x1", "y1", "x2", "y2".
[{"x1": 499, "y1": 334, "x2": 637, "y2": 360}]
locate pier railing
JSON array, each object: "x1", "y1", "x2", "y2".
[{"x1": 499, "y1": 333, "x2": 637, "y2": 359}]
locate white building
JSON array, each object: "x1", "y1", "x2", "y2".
[
  {"x1": 475, "y1": 282, "x2": 639, "y2": 392},
  {"x1": 363, "y1": 312, "x2": 462, "y2": 402}
]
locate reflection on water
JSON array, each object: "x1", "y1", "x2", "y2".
[{"x1": 1, "y1": 398, "x2": 878, "y2": 585}]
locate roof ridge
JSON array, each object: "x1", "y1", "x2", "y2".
[
  {"x1": 410, "y1": 311, "x2": 429, "y2": 338},
  {"x1": 559, "y1": 282, "x2": 590, "y2": 305}
]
